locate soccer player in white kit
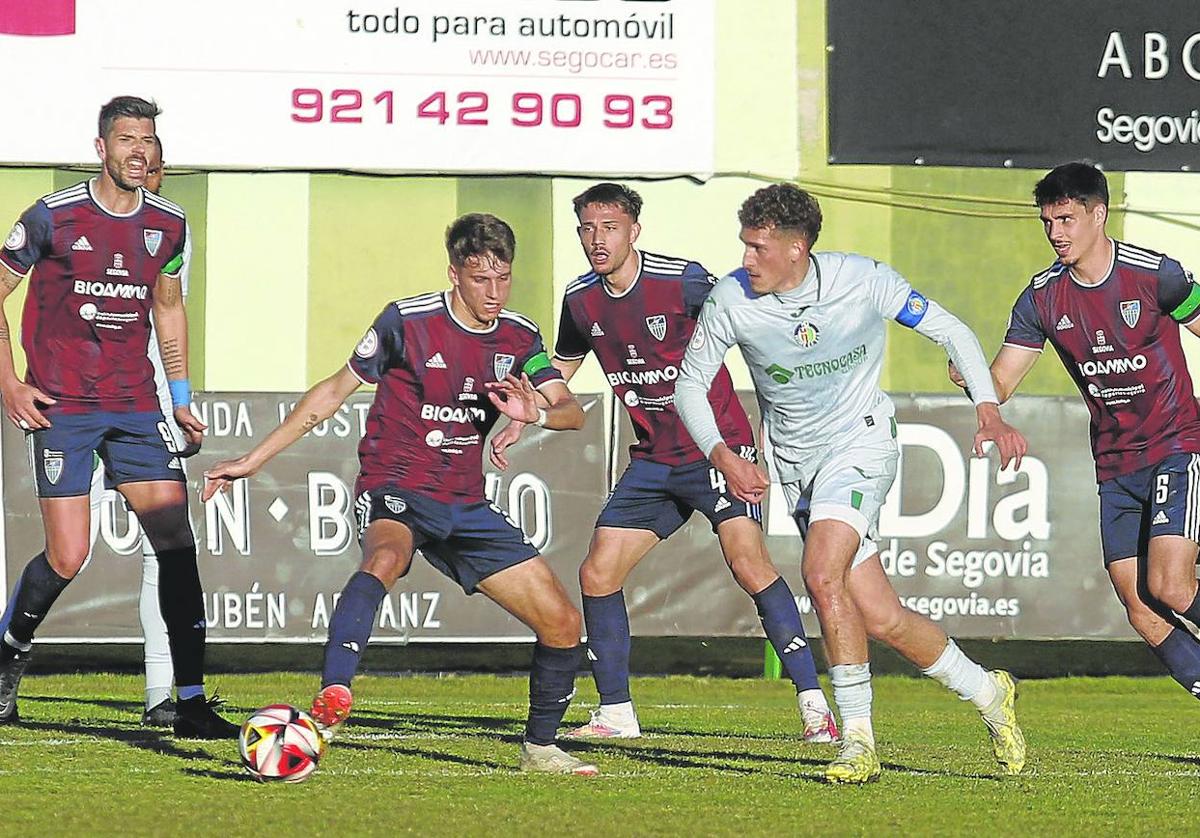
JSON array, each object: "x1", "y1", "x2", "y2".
[
  {"x1": 675, "y1": 184, "x2": 1028, "y2": 783},
  {"x1": 83, "y1": 140, "x2": 193, "y2": 726}
]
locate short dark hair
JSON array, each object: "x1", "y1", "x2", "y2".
[
  {"x1": 98, "y1": 96, "x2": 160, "y2": 139},
  {"x1": 738, "y1": 183, "x2": 822, "y2": 245},
  {"x1": 445, "y1": 213, "x2": 516, "y2": 267},
  {"x1": 572, "y1": 182, "x2": 643, "y2": 221},
  {"x1": 1033, "y1": 161, "x2": 1108, "y2": 208}
]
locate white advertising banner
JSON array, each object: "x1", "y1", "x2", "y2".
[{"x1": 0, "y1": 0, "x2": 715, "y2": 176}]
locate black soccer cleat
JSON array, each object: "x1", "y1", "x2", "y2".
[
  {"x1": 142, "y1": 697, "x2": 177, "y2": 728},
  {"x1": 0, "y1": 650, "x2": 31, "y2": 725},
  {"x1": 172, "y1": 694, "x2": 240, "y2": 739}
]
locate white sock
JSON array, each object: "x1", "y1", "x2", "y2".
[
  {"x1": 830, "y1": 663, "x2": 873, "y2": 745},
  {"x1": 921, "y1": 640, "x2": 996, "y2": 710},
  {"x1": 599, "y1": 700, "x2": 636, "y2": 720},
  {"x1": 139, "y1": 539, "x2": 174, "y2": 710},
  {"x1": 799, "y1": 687, "x2": 829, "y2": 712}
]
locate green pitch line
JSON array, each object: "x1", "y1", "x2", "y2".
[{"x1": 0, "y1": 673, "x2": 1196, "y2": 835}]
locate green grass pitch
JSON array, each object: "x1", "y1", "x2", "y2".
[{"x1": 1, "y1": 673, "x2": 1197, "y2": 835}]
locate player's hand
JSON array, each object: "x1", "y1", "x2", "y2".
[
  {"x1": 1, "y1": 380, "x2": 56, "y2": 430},
  {"x1": 485, "y1": 373, "x2": 540, "y2": 424},
  {"x1": 974, "y1": 402, "x2": 1026, "y2": 470},
  {"x1": 948, "y1": 360, "x2": 967, "y2": 389},
  {"x1": 489, "y1": 420, "x2": 526, "y2": 471},
  {"x1": 202, "y1": 455, "x2": 256, "y2": 501},
  {"x1": 174, "y1": 405, "x2": 206, "y2": 455},
  {"x1": 712, "y1": 444, "x2": 769, "y2": 504}
]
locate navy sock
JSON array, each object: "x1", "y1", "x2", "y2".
[
  {"x1": 0, "y1": 553, "x2": 71, "y2": 659},
  {"x1": 753, "y1": 576, "x2": 820, "y2": 693},
  {"x1": 1181, "y1": 586, "x2": 1200, "y2": 627},
  {"x1": 156, "y1": 546, "x2": 207, "y2": 688},
  {"x1": 1, "y1": 553, "x2": 71, "y2": 659},
  {"x1": 525, "y1": 643, "x2": 583, "y2": 745},
  {"x1": 323, "y1": 571, "x2": 387, "y2": 688},
  {"x1": 1151, "y1": 627, "x2": 1200, "y2": 699},
  {"x1": 581, "y1": 591, "x2": 631, "y2": 705}
]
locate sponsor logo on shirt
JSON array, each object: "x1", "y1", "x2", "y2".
[
  {"x1": 71, "y1": 235, "x2": 93, "y2": 252},
  {"x1": 105, "y1": 252, "x2": 129, "y2": 277},
  {"x1": 1091, "y1": 330, "x2": 1114, "y2": 354},
  {"x1": 459, "y1": 377, "x2": 478, "y2": 401},
  {"x1": 425, "y1": 351, "x2": 447, "y2": 369},
  {"x1": 625, "y1": 344, "x2": 645, "y2": 366},
  {"x1": 73, "y1": 279, "x2": 148, "y2": 299},
  {"x1": 590, "y1": 322, "x2": 605, "y2": 337},
  {"x1": 1055, "y1": 314, "x2": 1074, "y2": 331},
  {"x1": 606, "y1": 365, "x2": 679, "y2": 387},
  {"x1": 764, "y1": 344, "x2": 870, "y2": 383},
  {"x1": 1076, "y1": 354, "x2": 1147, "y2": 376},
  {"x1": 420, "y1": 404, "x2": 487, "y2": 423}
]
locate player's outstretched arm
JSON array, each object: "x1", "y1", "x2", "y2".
[
  {"x1": 202, "y1": 366, "x2": 362, "y2": 500},
  {"x1": 486, "y1": 374, "x2": 583, "y2": 431},
  {"x1": 0, "y1": 266, "x2": 55, "y2": 429},
  {"x1": 488, "y1": 356, "x2": 587, "y2": 470}
]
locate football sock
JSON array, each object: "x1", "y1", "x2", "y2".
[
  {"x1": 177, "y1": 685, "x2": 204, "y2": 701},
  {"x1": 525, "y1": 642, "x2": 583, "y2": 745},
  {"x1": 140, "y1": 541, "x2": 174, "y2": 709},
  {"x1": 1181, "y1": 585, "x2": 1200, "y2": 627},
  {"x1": 830, "y1": 662, "x2": 873, "y2": 744},
  {"x1": 921, "y1": 639, "x2": 997, "y2": 710},
  {"x1": 752, "y1": 576, "x2": 821, "y2": 693},
  {"x1": 0, "y1": 553, "x2": 70, "y2": 657},
  {"x1": 322, "y1": 571, "x2": 386, "y2": 688},
  {"x1": 1150, "y1": 626, "x2": 1200, "y2": 699},
  {"x1": 155, "y1": 546, "x2": 207, "y2": 688},
  {"x1": 582, "y1": 591, "x2": 632, "y2": 705}
]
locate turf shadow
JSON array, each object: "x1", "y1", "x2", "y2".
[{"x1": 14, "y1": 717, "x2": 218, "y2": 762}]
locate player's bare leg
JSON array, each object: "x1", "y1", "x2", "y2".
[
  {"x1": 121, "y1": 479, "x2": 236, "y2": 738},
  {"x1": 565, "y1": 526, "x2": 659, "y2": 739},
  {"x1": 0, "y1": 496, "x2": 90, "y2": 724},
  {"x1": 1144, "y1": 535, "x2": 1200, "y2": 628},
  {"x1": 478, "y1": 558, "x2": 598, "y2": 776},
  {"x1": 313, "y1": 518, "x2": 417, "y2": 738},
  {"x1": 801, "y1": 520, "x2": 879, "y2": 783},
  {"x1": 717, "y1": 517, "x2": 835, "y2": 742},
  {"x1": 850, "y1": 554, "x2": 1025, "y2": 775},
  {"x1": 1109, "y1": 556, "x2": 1200, "y2": 700}
]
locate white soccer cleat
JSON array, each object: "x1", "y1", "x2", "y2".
[
  {"x1": 799, "y1": 695, "x2": 840, "y2": 744},
  {"x1": 519, "y1": 742, "x2": 600, "y2": 776},
  {"x1": 561, "y1": 704, "x2": 641, "y2": 739}
]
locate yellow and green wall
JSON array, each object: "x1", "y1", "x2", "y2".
[{"x1": 1, "y1": 0, "x2": 1196, "y2": 397}]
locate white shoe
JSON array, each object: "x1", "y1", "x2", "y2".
[
  {"x1": 519, "y1": 742, "x2": 600, "y2": 776},
  {"x1": 799, "y1": 694, "x2": 840, "y2": 744},
  {"x1": 561, "y1": 704, "x2": 641, "y2": 739}
]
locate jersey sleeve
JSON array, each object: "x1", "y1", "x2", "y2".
[
  {"x1": 0, "y1": 201, "x2": 53, "y2": 276},
  {"x1": 1002, "y1": 285, "x2": 1046, "y2": 350},
  {"x1": 676, "y1": 276, "x2": 740, "y2": 457},
  {"x1": 178, "y1": 221, "x2": 193, "y2": 297},
  {"x1": 553, "y1": 298, "x2": 590, "y2": 361},
  {"x1": 160, "y1": 222, "x2": 187, "y2": 279},
  {"x1": 863, "y1": 258, "x2": 931, "y2": 327},
  {"x1": 518, "y1": 330, "x2": 564, "y2": 390},
  {"x1": 681, "y1": 261, "x2": 719, "y2": 319},
  {"x1": 347, "y1": 304, "x2": 405, "y2": 385},
  {"x1": 1156, "y1": 257, "x2": 1200, "y2": 325}
]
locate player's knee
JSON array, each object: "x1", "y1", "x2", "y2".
[
  {"x1": 802, "y1": 562, "x2": 846, "y2": 606},
  {"x1": 361, "y1": 548, "x2": 409, "y2": 587},
  {"x1": 45, "y1": 544, "x2": 89, "y2": 578},
  {"x1": 864, "y1": 607, "x2": 906, "y2": 646},
  {"x1": 539, "y1": 604, "x2": 582, "y2": 647},
  {"x1": 1145, "y1": 573, "x2": 1194, "y2": 613},
  {"x1": 579, "y1": 558, "x2": 621, "y2": 596}
]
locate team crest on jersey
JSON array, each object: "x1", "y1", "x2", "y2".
[
  {"x1": 792, "y1": 320, "x2": 821, "y2": 349},
  {"x1": 493, "y1": 353, "x2": 515, "y2": 381},
  {"x1": 43, "y1": 449, "x2": 64, "y2": 485},
  {"x1": 143, "y1": 229, "x2": 163, "y2": 257},
  {"x1": 646, "y1": 315, "x2": 667, "y2": 341},
  {"x1": 4, "y1": 221, "x2": 26, "y2": 251},
  {"x1": 1119, "y1": 300, "x2": 1141, "y2": 328},
  {"x1": 383, "y1": 495, "x2": 407, "y2": 514},
  {"x1": 355, "y1": 328, "x2": 378, "y2": 358}
]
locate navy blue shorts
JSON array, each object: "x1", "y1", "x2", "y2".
[
  {"x1": 1098, "y1": 452, "x2": 1200, "y2": 565},
  {"x1": 27, "y1": 410, "x2": 184, "y2": 498},
  {"x1": 596, "y1": 451, "x2": 763, "y2": 539},
  {"x1": 354, "y1": 486, "x2": 539, "y2": 594}
]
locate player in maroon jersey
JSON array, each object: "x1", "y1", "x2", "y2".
[
  {"x1": 203, "y1": 214, "x2": 601, "y2": 775},
  {"x1": 0, "y1": 96, "x2": 235, "y2": 738},
  {"x1": 953, "y1": 161, "x2": 1200, "y2": 703},
  {"x1": 491, "y1": 183, "x2": 836, "y2": 741}
]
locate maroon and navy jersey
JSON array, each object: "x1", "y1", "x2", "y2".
[
  {"x1": 1004, "y1": 240, "x2": 1200, "y2": 481},
  {"x1": 0, "y1": 180, "x2": 187, "y2": 414},
  {"x1": 348, "y1": 291, "x2": 563, "y2": 503},
  {"x1": 555, "y1": 250, "x2": 754, "y2": 466}
]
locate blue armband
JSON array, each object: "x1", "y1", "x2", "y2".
[{"x1": 169, "y1": 379, "x2": 192, "y2": 408}]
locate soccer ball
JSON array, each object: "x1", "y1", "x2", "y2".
[{"x1": 238, "y1": 704, "x2": 326, "y2": 783}]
